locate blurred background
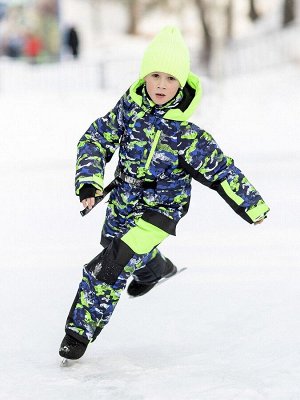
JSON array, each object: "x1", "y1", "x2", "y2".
[{"x1": 0, "y1": 0, "x2": 299, "y2": 92}]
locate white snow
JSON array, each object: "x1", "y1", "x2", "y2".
[{"x1": 0, "y1": 53, "x2": 300, "y2": 399}]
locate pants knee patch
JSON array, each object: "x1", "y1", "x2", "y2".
[
  {"x1": 96, "y1": 263, "x2": 124, "y2": 285},
  {"x1": 86, "y1": 238, "x2": 134, "y2": 285}
]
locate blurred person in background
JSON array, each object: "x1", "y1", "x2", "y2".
[
  {"x1": 4, "y1": 33, "x2": 23, "y2": 58},
  {"x1": 23, "y1": 31, "x2": 42, "y2": 63},
  {"x1": 35, "y1": 0, "x2": 60, "y2": 60},
  {"x1": 65, "y1": 25, "x2": 80, "y2": 59},
  {"x1": 59, "y1": 26, "x2": 270, "y2": 362}
]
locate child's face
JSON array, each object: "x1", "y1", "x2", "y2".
[{"x1": 144, "y1": 72, "x2": 180, "y2": 105}]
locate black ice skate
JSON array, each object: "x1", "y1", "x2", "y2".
[
  {"x1": 59, "y1": 334, "x2": 87, "y2": 361},
  {"x1": 127, "y1": 258, "x2": 177, "y2": 297}
]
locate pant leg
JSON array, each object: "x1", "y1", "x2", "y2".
[
  {"x1": 77, "y1": 183, "x2": 158, "y2": 341},
  {"x1": 65, "y1": 217, "x2": 170, "y2": 344}
]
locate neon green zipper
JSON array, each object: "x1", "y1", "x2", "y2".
[{"x1": 144, "y1": 130, "x2": 161, "y2": 171}]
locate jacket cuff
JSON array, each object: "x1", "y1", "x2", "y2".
[
  {"x1": 76, "y1": 174, "x2": 104, "y2": 195},
  {"x1": 79, "y1": 185, "x2": 96, "y2": 201},
  {"x1": 246, "y1": 201, "x2": 270, "y2": 223}
]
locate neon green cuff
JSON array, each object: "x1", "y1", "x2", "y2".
[
  {"x1": 246, "y1": 202, "x2": 270, "y2": 222},
  {"x1": 76, "y1": 175, "x2": 104, "y2": 195}
]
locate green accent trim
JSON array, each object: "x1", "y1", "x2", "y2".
[
  {"x1": 246, "y1": 202, "x2": 270, "y2": 222},
  {"x1": 121, "y1": 218, "x2": 169, "y2": 254},
  {"x1": 129, "y1": 79, "x2": 145, "y2": 106},
  {"x1": 221, "y1": 180, "x2": 244, "y2": 206},
  {"x1": 164, "y1": 72, "x2": 202, "y2": 121},
  {"x1": 145, "y1": 130, "x2": 161, "y2": 171}
]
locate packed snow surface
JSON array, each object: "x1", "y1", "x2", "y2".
[{"x1": 0, "y1": 59, "x2": 299, "y2": 399}]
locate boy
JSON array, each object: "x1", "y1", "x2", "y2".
[{"x1": 59, "y1": 27, "x2": 269, "y2": 361}]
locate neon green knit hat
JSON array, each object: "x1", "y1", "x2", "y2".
[{"x1": 140, "y1": 26, "x2": 190, "y2": 87}]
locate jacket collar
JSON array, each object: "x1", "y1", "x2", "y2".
[{"x1": 129, "y1": 72, "x2": 202, "y2": 121}]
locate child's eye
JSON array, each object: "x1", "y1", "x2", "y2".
[
  {"x1": 152, "y1": 73, "x2": 159, "y2": 78},
  {"x1": 168, "y1": 76, "x2": 175, "y2": 81}
]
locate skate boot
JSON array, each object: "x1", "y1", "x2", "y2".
[
  {"x1": 127, "y1": 258, "x2": 177, "y2": 297},
  {"x1": 59, "y1": 334, "x2": 88, "y2": 360}
]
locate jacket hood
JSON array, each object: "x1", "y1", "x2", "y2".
[{"x1": 129, "y1": 72, "x2": 202, "y2": 122}]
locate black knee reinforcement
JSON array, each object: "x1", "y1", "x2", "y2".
[{"x1": 86, "y1": 238, "x2": 135, "y2": 285}]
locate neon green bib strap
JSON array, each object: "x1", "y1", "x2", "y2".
[{"x1": 121, "y1": 218, "x2": 169, "y2": 255}]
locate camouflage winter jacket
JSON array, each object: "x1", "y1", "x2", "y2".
[{"x1": 75, "y1": 72, "x2": 269, "y2": 232}]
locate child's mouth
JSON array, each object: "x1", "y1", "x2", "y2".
[{"x1": 155, "y1": 93, "x2": 165, "y2": 98}]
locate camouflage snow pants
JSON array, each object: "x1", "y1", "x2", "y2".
[{"x1": 65, "y1": 183, "x2": 176, "y2": 344}]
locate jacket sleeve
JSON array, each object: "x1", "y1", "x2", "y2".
[
  {"x1": 178, "y1": 123, "x2": 270, "y2": 224},
  {"x1": 75, "y1": 96, "x2": 125, "y2": 195}
]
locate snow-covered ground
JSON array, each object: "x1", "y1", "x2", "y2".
[{"x1": 0, "y1": 58, "x2": 300, "y2": 399}]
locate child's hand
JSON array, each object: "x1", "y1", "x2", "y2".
[{"x1": 82, "y1": 197, "x2": 95, "y2": 210}]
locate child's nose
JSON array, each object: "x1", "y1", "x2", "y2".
[{"x1": 157, "y1": 79, "x2": 166, "y2": 89}]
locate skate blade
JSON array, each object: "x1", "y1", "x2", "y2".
[
  {"x1": 156, "y1": 267, "x2": 187, "y2": 286},
  {"x1": 60, "y1": 358, "x2": 75, "y2": 367}
]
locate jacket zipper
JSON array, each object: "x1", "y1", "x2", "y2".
[{"x1": 144, "y1": 129, "x2": 161, "y2": 172}]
